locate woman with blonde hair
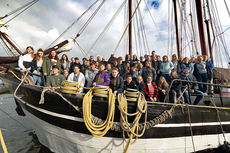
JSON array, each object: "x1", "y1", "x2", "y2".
[
  {"x1": 18, "y1": 46, "x2": 34, "y2": 70},
  {"x1": 157, "y1": 76, "x2": 169, "y2": 102},
  {"x1": 168, "y1": 70, "x2": 182, "y2": 103},
  {"x1": 181, "y1": 57, "x2": 194, "y2": 74},
  {"x1": 31, "y1": 48, "x2": 44, "y2": 85}
]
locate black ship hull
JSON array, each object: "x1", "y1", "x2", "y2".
[{"x1": 1, "y1": 72, "x2": 230, "y2": 153}]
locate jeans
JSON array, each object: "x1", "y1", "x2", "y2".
[
  {"x1": 161, "y1": 73, "x2": 170, "y2": 82},
  {"x1": 196, "y1": 73, "x2": 208, "y2": 93},
  {"x1": 32, "y1": 67, "x2": 43, "y2": 85},
  {"x1": 183, "y1": 89, "x2": 204, "y2": 105},
  {"x1": 169, "y1": 90, "x2": 182, "y2": 103}
]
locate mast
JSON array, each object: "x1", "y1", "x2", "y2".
[
  {"x1": 195, "y1": 0, "x2": 208, "y2": 56},
  {"x1": 173, "y1": 0, "x2": 181, "y2": 58},
  {"x1": 128, "y1": 0, "x2": 132, "y2": 57},
  {"x1": 204, "y1": 0, "x2": 214, "y2": 64},
  {"x1": 0, "y1": 32, "x2": 22, "y2": 55}
]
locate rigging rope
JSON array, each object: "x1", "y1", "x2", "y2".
[
  {"x1": 186, "y1": 104, "x2": 196, "y2": 153},
  {"x1": 137, "y1": 3, "x2": 149, "y2": 54},
  {"x1": 0, "y1": 0, "x2": 38, "y2": 20},
  {"x1": 209, "y1": 95, "x2": 226, "y2": 142},
  {"x1": 76, "y1": 40, "x2": 89, "y2": 58},
  {"x1": 0, "y1": 128, "x2": 8, "y2": 153},
  {"x1": 113, "y1": 0, "x2": 143, "y2": 55},
  {"x1": 47, "y1": 0, "x2": 100, "y2": 49},
  {"x1": 0, "y1": 36, "x2": 16, "y2": 56},
  {"x1": 3, "y1": 0, "x2": 38, "y2": 26},
  {"x1": 86, "y1": 0, "x2": 127, "y2": 57},
  {"x1": 224, "y1": 0, "x2": 230, "y2": 18},
  {"x1": 76, "y1": 0, "x2": 106, "y2": 39},
  {"x1": 118, "y1": 91, "x2": 147, "y2": 153}
]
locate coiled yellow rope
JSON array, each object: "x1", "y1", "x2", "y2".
[
  {"x1": 82, "y1": 86, "x2": 115, "y2": 137},
  {"x1": 0, "y1": 128, "x2": 8, "y2": 153},
  {"x1": 118, "y1": 91, "x2": 148, "y2": 153}
]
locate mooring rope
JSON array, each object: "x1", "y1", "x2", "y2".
[{"x1": 0, "y1": 128, "x2": 8, "y2": 153}]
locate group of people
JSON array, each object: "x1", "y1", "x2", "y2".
[{"x1": 18, "y1": 46, "x2": 214, "y2": 105}]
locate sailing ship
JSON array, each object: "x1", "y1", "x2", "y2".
[{"x1": 0, "y1": 0, "x2": 230, "y2": 153}]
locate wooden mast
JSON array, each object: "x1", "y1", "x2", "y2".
[
  {"x1": 195, "y1": 0, "x2": 208, "y2": 56},
  {"x1": 128, "y1": 0, "x2": 132, "y2": 57},
  {"x1": 0, "y1": 32, "x2": 22, "y2": 55},
  {"x1": 204, "y1": 0, "x2": 214, "y2": 64},
  {"x1": 173, "y1": 0, "x2": 181, "y2": 58}
]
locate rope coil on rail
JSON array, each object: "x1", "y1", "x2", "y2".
[{"x1": 82, "y1": 87, "x2": 115, "y2": 137}]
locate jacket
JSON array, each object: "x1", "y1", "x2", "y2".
[
  {"x1": 85, "y1": 69, "x2": 99, "y2": 83},
  {"x1": 109, "y1": 75, "x2": 124, "y2": 93},
  {"x1": 180, "y1": 73, "x2": 198, "y2": 90},
  {"x1": 46, "y1": 74, "x2": 65, "y2": 87},
  {"x1": 144, "y1": 82, "x2": 159, "y2": 100},
  {"x1": 42, "y1": 57, "x2": 62, "y2": 75},
  {"x1": 67, "y1": 72, "x2": 85, "y2": 93},
  {"x1": 93, "y1": 71, "x2": 110, "y2": 86}
]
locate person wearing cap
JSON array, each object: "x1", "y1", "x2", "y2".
[
  {"x1": 46, "y1": 65, "x2": 65, "y2": 90},
  {"x1": 42, "y1": 50, "x2": 62, "y2": 76},
  {"x1": 180, "y1": 68, "x2": 204, "y2": 105},
  {"x1": 67, "y1": 65, "x2": 85, "y2": 93},
  {"x1": 92, "y1": 63, "x2": 110, "y2": 86}
]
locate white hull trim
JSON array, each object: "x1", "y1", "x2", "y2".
[
  {"x1": 23, "y1": 108, "x2": 230, "y2": 153},
  {"x1": 17, "y1": 97, "x2": 230, "y2": 128}
]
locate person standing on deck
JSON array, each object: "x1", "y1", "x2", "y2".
[
  {"x1": 160, "y1": 55, "x2": 174, "y2": 82},
  {"x1": 69, "y1": 57, "x2": 81, "y2": 74},
  {"x1": 46, "y1": 65, "x2": 65, "y2": 90},
  {"x1": 171, "y1": 54, "x2": 182, "y2": 74},
  {"x1": 181, "y1": 57, "x2": 194, "y2": 75},
  {"x1": 42, "y1": 50, "x2": 62, "y2": 76},
  {"x1": 31, "y1": 48, "x2": 44, "y2": 85},
  {"x1": 203, "y1": 55, "x2": 214, "y2": 93},
  {"x1": 67, "y1": 65, "x2": 85, "y2": 93},
  {"x1": 109, "y1": 67, "x2": 124, "y2": 96},
  {"x1": 89, "y1": 56, "x2": 95, "y2": 63},
  {"x1": 18, "y1": 46, "x2": 34, "y2": 71},
  {"x1": 80, "y1": 59, "x2": 89, "y2": 75},
  {"x1": 142, "y1": 61, "x2": 156, "y2": 83},
  {"x1": 60, "y1": 54, "x2": 70, "y2": 72},
  {"x1": 193, "y1": 56, "x2": 210, "y2": 94},
  {"x1": 106, "y1": 63, "x2": 112, "y2": 76},
  {"x1": 92, "y1": 63, "x2": 110, "y2": 86}
]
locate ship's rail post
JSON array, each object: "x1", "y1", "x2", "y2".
[{"x1": 218, "y1": 86, "x2": 224, "y2": 107}]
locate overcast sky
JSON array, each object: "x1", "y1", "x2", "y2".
[{"x1": 0, "y1": 0, "x2": 229, "y2": 67}]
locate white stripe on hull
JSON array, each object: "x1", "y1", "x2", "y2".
[
  {"x1": 22, "y1": 108, "x2": 230, "y2": 153},
  {"x1": 17, "y1": 97, "x2": 230, "y2": 128}
]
